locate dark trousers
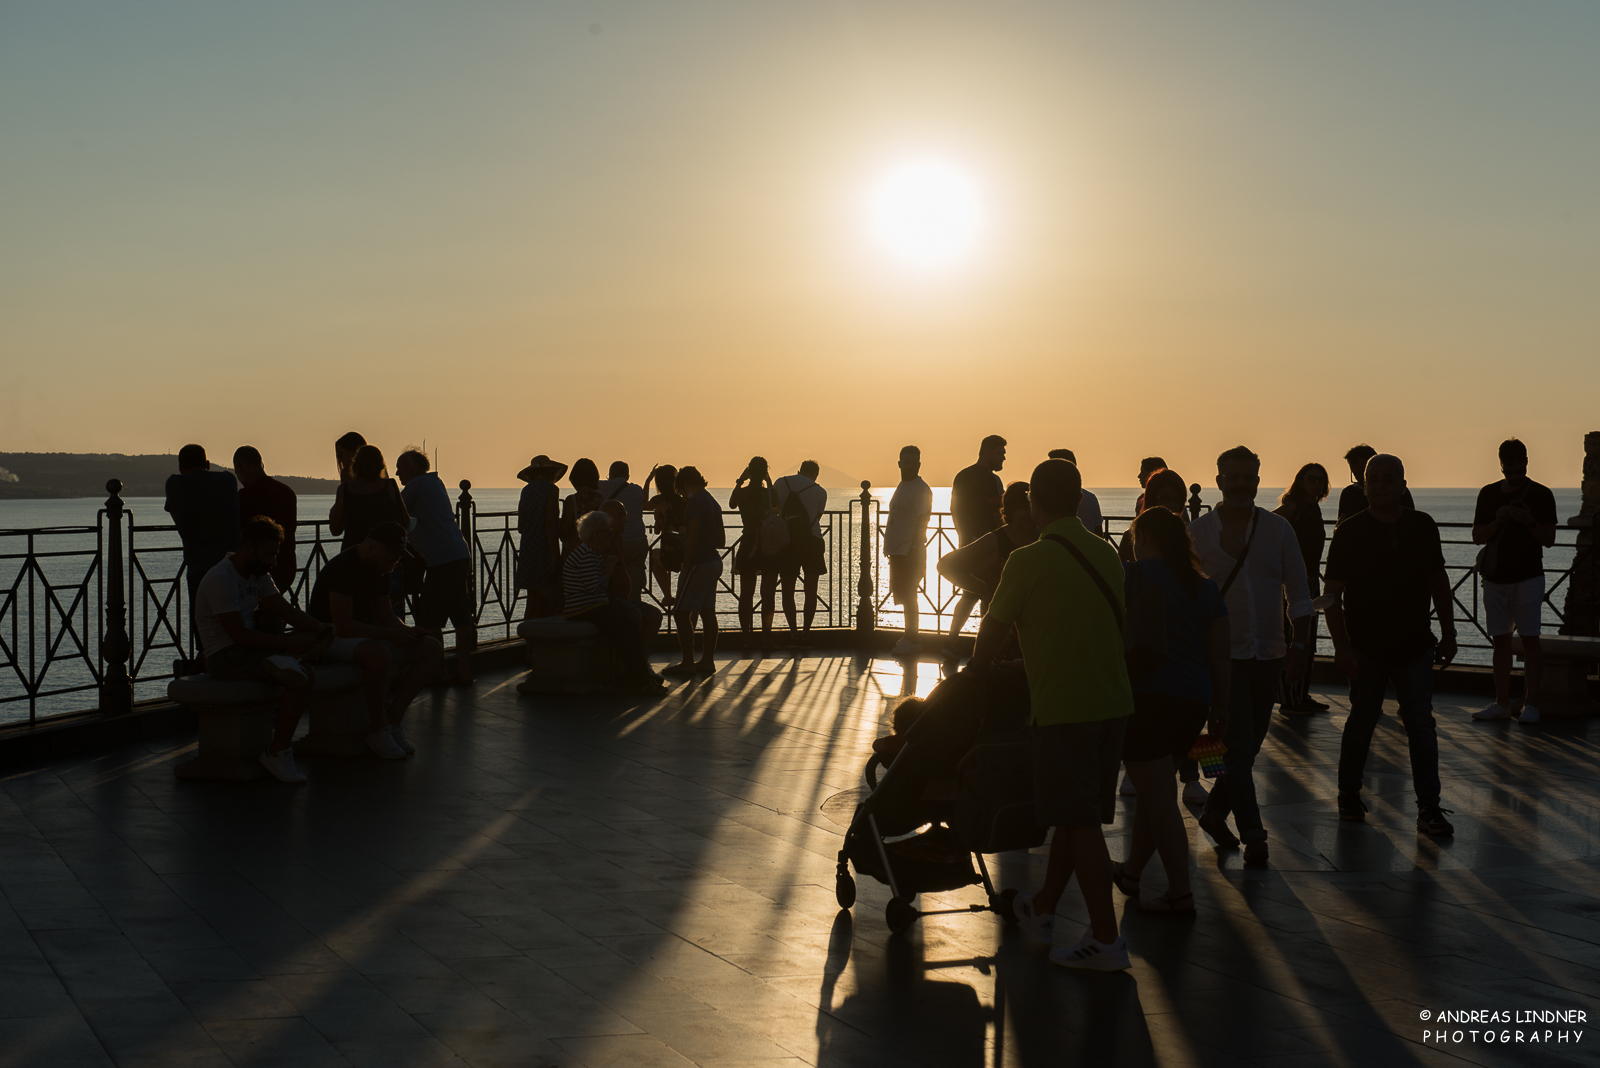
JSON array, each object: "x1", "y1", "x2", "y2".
[
  {"x1": 1202, "y1": 657, "x2": 1283, "y2": 843},
  {"x1": 1338, "y1": 650, "x2": 1441, "y2": 809},
  {"x1": 1282, "y1": 613, "x2": 1319, "y2": 707},
  {"x1": 573, "y1": 598, "x2": 652, "y2": 681}
]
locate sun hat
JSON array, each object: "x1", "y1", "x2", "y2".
[{"x1": 517, "y1": 455, "x2": 569, "y2": 482}]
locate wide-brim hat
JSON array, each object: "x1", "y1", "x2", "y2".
[{"x1": 517, "y1": 454, "x2": 568, "y2": 482}]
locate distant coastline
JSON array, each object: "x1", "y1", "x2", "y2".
[{"x1": 0, "y1": 452, "x2": 341, "y2": 500}]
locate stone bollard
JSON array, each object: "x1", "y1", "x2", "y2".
[{"x1": 100, "y1": 479, "x2": 133, "y2": 716}]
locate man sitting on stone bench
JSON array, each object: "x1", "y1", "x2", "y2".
[
  {"x1": 194, "y1": 516, "x2": 334, "y2": 784},
  {"x1": 308, "y1": 521, "x2": 445, "y2": 759}
]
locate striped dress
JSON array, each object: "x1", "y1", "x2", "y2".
[{"x1": 563, "y1": 543, "x2": 608, "y2": 616}]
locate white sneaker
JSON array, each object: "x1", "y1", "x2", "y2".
[
  {"x1": 1119, "y1": 773, "x2": 1137, "y2": 797},
  {"x1": 262, "y1": 655, "x2": 309, "y2": 688},
  {"x1": 1516, "y1": 704, "x2": 1541, "y2": 724},
  {"x1": 1182, "y1": 779, "x2": 1210, "y2": 804},
  {"x1": 891, "y1": 638, "x2": 921, "y2": 657},
  {"x1": 1050, "y1": 933, "x2": 1132, "y2": 971},
  {"x1": 366, "y1": 727, "x2": 406, "y2": 760},
  {"x1": 259, "y1": 748, "x2": 307, "y2": 783},
  {"x1": 1011, "y1": 892, "x2": 1055, "y2": 945},
  {"x1": 389, "y1": 722, "x2": 416, "y2": 755},
  {"x1": 1472, "y1": 703, "x2": 1514, "y2": 721}
]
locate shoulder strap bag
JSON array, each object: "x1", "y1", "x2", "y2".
[{"x1": 1216, "y1": 507, "x2": 1261, "y2": 598}]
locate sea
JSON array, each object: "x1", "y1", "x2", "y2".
[{"x1": 2, "y1": 487, "x2": 1584, "y2": 726}]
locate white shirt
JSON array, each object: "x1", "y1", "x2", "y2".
[
  {"x1": 884, "y1": 478, "x2": 933, "y2": 556},
  {"x1": 773, "y1": 474, "x2": 827, "y2": 538},
  {"x1": 195, "y1": 555, "x2": 281, "y2": 659},
  {"x1": 1078, "y1": 489, "x2": 1104, "y2": 537},
  {"x1": 1189, "y1": 506, "x2": 1313, "y2": 660},
  {"x1": 596, "y1": 479, "x2": 647, "y2": 542}
]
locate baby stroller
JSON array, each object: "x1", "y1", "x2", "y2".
[{"x1": 835, "y1": 664, "x2": 1046, "y2": 933}]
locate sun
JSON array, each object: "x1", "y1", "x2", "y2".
[{"x1": 865, "y1": 157, "x2": 986, "y2": 271}]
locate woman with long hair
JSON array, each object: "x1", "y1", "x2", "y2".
[
  {"x1": 936, "y1": 481, "x2": 1037, "y2": 609},
  {"x1": 1276, "y1": 462, "x2": 1330, "y2": 713},
  {"x1": 560, "y1": 458, "x2": 604, "y2": 555},
  {"x1": 729, "y1": 456, "x2": 778, "y2": 648},
  {"x1": 1113, "y1": 506, "x2": 1231, "y2": 914},
  {"x1": 330, "y1": 445, "x2": 410, "y2": 551},
  {"x1": 643, "y1": 464, "x2": 684, "y2": 608}
]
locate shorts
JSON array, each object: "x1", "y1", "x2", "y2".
[
  {"x1": 675, "y1": 558, "x2": 723, "y2": 616},
  {"x1": 205, "y1": 644, "x2": 277, "y2": 682},
  {"x1": 321, "y1": 637, "x2": 406, "y2": 678},
  {"x1": 781, "y1": 535, "x2": 826, "y2": 581},
  {"x1": 1484, "y1": 575, "x2": 1544, "y2": 637},
  {"x1": 415, "y1": 558, "x2": 475, "y2": 631},
  {"x1": 888, "y1": 550, "x2": 925, "y2": 605},
  {"x1": 1121, "y1": 693, "x2": 1209, "y2": 763},
  {"x1": 1032, "y1": 717, "x2": 1127, "y2": 827}
]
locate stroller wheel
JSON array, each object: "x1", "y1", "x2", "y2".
[
  {"x1": 994, "y1": 888, "x2": 1020, "y2": 925},
  {"x1": 885, "y1": 896, "x2": 918, "y2": 934},
  {"x1": 836, "y1": 871, "x2": 856, "y2": 909}
]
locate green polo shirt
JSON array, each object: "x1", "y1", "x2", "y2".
[{"x1": 986, "y1": 517, "x2": 1134, "y2": 726}]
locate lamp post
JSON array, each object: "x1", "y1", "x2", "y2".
[
  {"x1": 856, "y1": 481, "x2": 875, "y2": 634},
  {"x1": 100, "y1": 479, "x2": 132, "y2": 716}
]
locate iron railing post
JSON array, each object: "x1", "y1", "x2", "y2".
[
  {"x1": 855, "y1": 481, "x2": 875, "y2": 634},
  {"x1": 457, "y1": 479, "x2": 477, "y2": 613},
  {"x1": 1187, "y1": 483, "x2": 1205, "y2": 523},
  {"x1": 100, "y1": 479, "x2": 133, "y2": 715}
]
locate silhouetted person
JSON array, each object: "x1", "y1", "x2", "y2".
[
  {"x1": 729, "y1": 456, "x2": 778, "y2": 648},
  {"x1": 561, "y1": 510, "x2": 667, "y2": 695},
  {"x1": 599, "y1": 498, "x2": 663, "y2": 650},
  {"x1": 1190, "y1": 446, "x2": 1312, "y2": 867},
  {"x1": 937, "y1": 482, "x2": 1036, "y2": 639},
  {"x1": 193, "y1": 517, "x2": 332, "y2": 783},
  {"x1": 330, "y1": 446, "x2": 409, "y2": 552},
  {"x1": 560, "y1": 458, "x2": 604, "y2": 555},
  {"x1": 233, "y1": 446, "x2": 297, "y2": 597},
  {"x1": 307, "y1": 522, "x2": 444, "y2": 759},
  {"x1": 643, "y1": 464, "x2": 684, "y2": 608},
  {"x1": 886, "y1": 446, "x2": 933, "y2": 657},
  {"x1": 1048, "y1": 449, "x2": 1104, "y2": 536},
  {"x1": 1134, "y1": 456, "x2": 1167, "y2": 514},
  {"x1": 516, "y1": 455, "x2": 566, "y2": 618},
  {"x1": 664, "y1": 467, "x2": 724, "y2": 676},
  {"x1": 1336, "y1": 443, "x2": 1414, "y2": 523},
  {"x1": 1275, "y1": 462, "x2": 1330, "y2": 714},
  {"x1": 945, "y1": 434, "x2": 1006, "y2": 658},
  {"x1": 1471, "y1": 438, "x2": 1558, "y2": 723},
  {"x1": 1324, "y1": 453, "x2": 1457, "y2": 837},
  {"x1": 773, "y1": 460, "x2": 828, "y2": 640},
  {"x1": 329, "y1": 431, "x2": 368, "y2": 529},
  {"x1": 397, "y1": 449, "x2": 476, "y2": 685},
  {"x1": 971, "y1": 458, "x2": 1134, "y2": 970},
  {"x1": 598, "y1": 461, "x2": 648, "y2": 593},
  {"x1": 165, "y1": 443, "x2": 240, "y2": 666}
]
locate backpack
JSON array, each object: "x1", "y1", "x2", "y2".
[
  {"x1": 759, "y1": 510, "x2": 790, "y2": 557},
  {"x1": 780, "y1": 477, "x2": 815, "y2": 546}
]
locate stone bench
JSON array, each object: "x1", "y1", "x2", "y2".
[
  {"x1": 1510, "y1": 634, "x2": 1600, "y2": 718},
  {"x1": 169, "y1": 664, "x2": 371, "y2": 781},
  {"x1": 515, "y1": 617, "x2": 628, "y2": 695}
]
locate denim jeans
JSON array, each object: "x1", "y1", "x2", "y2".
[
  {"x1": 1202, "y1": 657, "x2": 1283, "y2": 843},
  {"x1": 1338, "y1": 650, "x2": 1441, "y2": 808}
]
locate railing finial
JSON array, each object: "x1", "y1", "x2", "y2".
[
  {"x1": 100, "y1": 479, "x2": 133, "y2": 715},
  {"x1": 1187, "y1": 482, "x2": 1205, "y2": 523}
]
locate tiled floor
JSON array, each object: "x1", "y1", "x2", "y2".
[{"x1": 3, "y1": 650, "x2": 1599, "y2": 1068}]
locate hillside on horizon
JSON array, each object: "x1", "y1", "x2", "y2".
[{"x1": 0, "y1": 452, "x2": 342, "y2": 500}]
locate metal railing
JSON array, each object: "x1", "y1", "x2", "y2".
[{"x1": 4, "y1": 479, "x2": 1594, "y2": 727}]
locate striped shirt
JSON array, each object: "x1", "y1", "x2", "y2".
[{"x1": 563, "y1": 543, "x2": 608, "y2": 616}]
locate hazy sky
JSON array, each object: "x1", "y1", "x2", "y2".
[{"x1": 3, "y1": 0, "x2": 1597, "y2": 489}]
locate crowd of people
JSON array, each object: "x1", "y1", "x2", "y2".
[{"x1": 163, "y1": 430, "x2": 1561, "y2": 953}]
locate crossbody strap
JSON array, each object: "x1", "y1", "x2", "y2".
[
  {"x1": 1217, "y1": 507, "x2": 1260, "y2": 598},
  {"x1": 1043, "y1": 534, "x2": 1124, "y2": 634}
]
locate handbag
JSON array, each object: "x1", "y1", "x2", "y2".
[{"x1": 1187, "y1": 733, "x2": 1228, "y2": 778}]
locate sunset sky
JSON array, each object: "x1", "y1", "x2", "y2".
[{"x1": 3, "y1": 0, "x2": 1597, "y2": 489}]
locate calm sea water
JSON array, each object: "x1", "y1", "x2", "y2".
[{"x1": 2, "y1": 486, "x2": 1583, "y2": 725}]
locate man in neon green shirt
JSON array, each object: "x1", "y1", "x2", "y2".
[{"x1": 971, "y1": 458, "x2": 1134, "y2": 970}]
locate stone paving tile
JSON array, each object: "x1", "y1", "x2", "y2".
[{"x1": 3, "y1": 654, "x2": 1600, "y2": 1065}]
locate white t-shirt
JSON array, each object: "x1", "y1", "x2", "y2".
[
  {"x1": 884, "y1": 478, "x2": 933, "y2": 556},
  {"x1": 1078, "y1": 489, "x2": 1104, "y2": 537},
  {"x1": 195, "y1": 555, "x2": 281, "y2": 658},
  {"x1": 596, "y1": 479, "x2": 647, "y2": 542},
  {"x1": 772, "y1": 475, "x2": 827, "y2": 538}
]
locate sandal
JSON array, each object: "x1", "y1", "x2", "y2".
[
  {"x1": 1138, "y1": 891, "x2": 1195, "y2": 915},
  {"x1": 1110, "y1": 861, "x2": 1140, "y2": 898}
]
